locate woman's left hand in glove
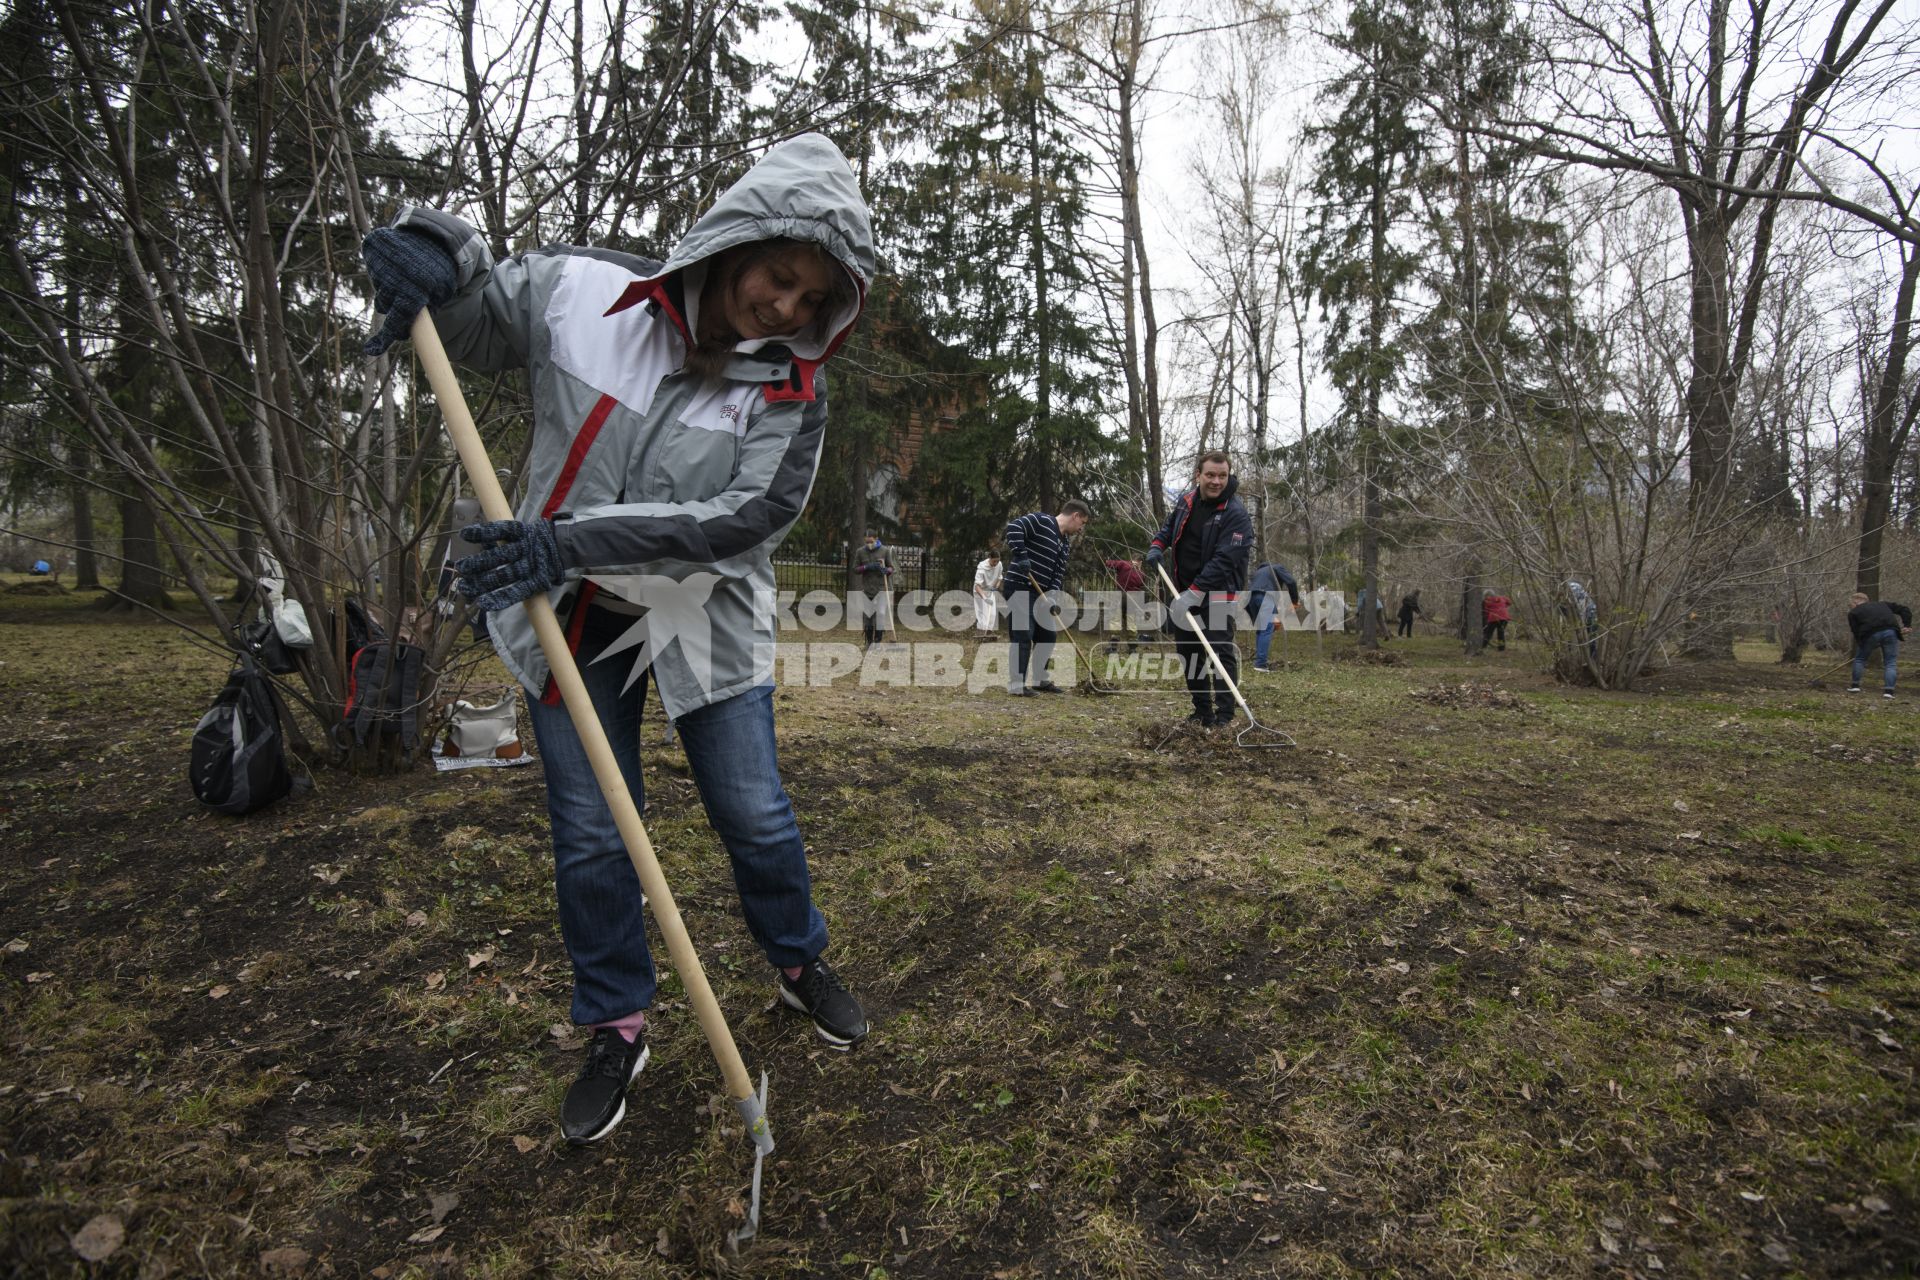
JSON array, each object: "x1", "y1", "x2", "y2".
[{"x1": 454, "y1": 519, "x2": 568, "y2": 612}]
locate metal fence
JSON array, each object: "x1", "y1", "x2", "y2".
[{"x1": 772, "y1": 541, "x2": 982, "y2": 598}]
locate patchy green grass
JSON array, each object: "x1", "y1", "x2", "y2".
[{"x1": 1, "y1": 591, "x2": 1915, "y2": 1277}]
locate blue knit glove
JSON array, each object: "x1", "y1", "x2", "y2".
[
  {"x1": 454, "y1": 519, "x2": 567, "y2": 612},
  {"x1": 361, "y1": 226, "x2": 459, "y2": 356},
  {"x1": 1143, "y1": 547, "x2": 1164, "y2": 576}
]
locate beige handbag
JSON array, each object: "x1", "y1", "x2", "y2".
[{"x1": 442, "y1": 689, "x2": 523, "y2": 759}]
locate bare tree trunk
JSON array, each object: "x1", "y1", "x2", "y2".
[
  {"x1": 1027, "y1": 39, "x2": 1056, "y2": 514},
  {"x1": 112, "y1": 490, "x2": 173, "y2": 610},
  {"x1": 69, "y1": 458, "x2": 100, "y2": 590},
  {"x1": 1855, "y1": 244, "x2": 1920, "y2": 597},
  {"x1": 1461, "y1": 566, "x2": 1483, "y2": 655}
]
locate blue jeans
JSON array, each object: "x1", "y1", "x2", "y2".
[
  {"x1": 526, "y1": 606, "x2": 828, "y2": 1025},
  {"x1": 1249, "y1": 591, "x2": 1277, "y2": 667},
  {"x1": 1852, "y1": 628, "x2": 1900, "y2": 692}
]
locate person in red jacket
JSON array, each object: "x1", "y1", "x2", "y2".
[
  {"x1": 1104, "y1": 557, "x2": 1151, "y2": 647},
  {"x1": 1481, "y1": 589, "x2": 1512, "y2": 651}
]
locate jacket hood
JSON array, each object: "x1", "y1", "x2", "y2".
[{"x1": 662, "y1": 133, "x2": 875, "y2": 363}]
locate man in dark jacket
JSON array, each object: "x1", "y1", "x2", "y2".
[
  {"x1": 1847, "y1": 592, "x2": 1912, "y2": 698},
  {"x1": 1397, "y1": 590, "x2": 1424, "y2": 638},
  {"x1": 1144, "y1": 451, "x2": 1253, "y2": 726}
]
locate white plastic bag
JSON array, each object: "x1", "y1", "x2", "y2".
[{"x1": 273, "y1": 597, "x2": 313, "y2": 648}]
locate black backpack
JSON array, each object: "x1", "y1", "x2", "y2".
[
  {"x1": 342, "y1": 640, "x2": 428, "y2": 750},
  {"x1": 191, "y1": 657, "x2": 294, "y2": 815}
]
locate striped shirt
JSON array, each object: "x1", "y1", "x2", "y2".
[{"x1": 1004, "y1": 512, "x2": 1071, "y2": 592}]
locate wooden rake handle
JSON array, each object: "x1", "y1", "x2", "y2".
[
  {"x1": 411, "y1": 313, "x2": 762, "y2": 1119},
  {"x1": 1154, "y1": 562, "x2": 1254, "y2": 720}
]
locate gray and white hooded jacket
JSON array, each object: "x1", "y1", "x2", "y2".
[{"x1": 411, "y1": 134, "x2": 874, "y2": 719}]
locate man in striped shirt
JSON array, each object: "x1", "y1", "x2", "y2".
[{"x1": 1002, "y1": 500, "x2": 1093, "y2": 696}]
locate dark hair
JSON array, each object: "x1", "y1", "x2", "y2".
[
  {"x1": 685, "y1": 238, "x2": 858, "y2": 385},
  {"x1": 1196, "y1": 449, "x2": 1231, "y2": 471},
  {"x1": 1059, "y1": 500, "x2": 1092, "y2": 519}
]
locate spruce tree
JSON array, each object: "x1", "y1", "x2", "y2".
[{"x1": 1301, "y1": 0, "x2": 1427, "y2": 648}]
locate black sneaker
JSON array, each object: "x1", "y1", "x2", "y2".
[
  {"x1": 778, "y1": 959, "x2": 868, "y2": 1049},
  {"x1": 560, "y1": 1027, "x2": 649, "y2": 1144},
  {"x1": 1008, "y1": 687, "x2": 1036, "y2": 698},
  {"x1": 1032, "y1": 681, "x2": 1064, "y2": 694}
]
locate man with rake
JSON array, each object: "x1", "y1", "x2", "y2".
[{"x1": 1143, "y1": 450, "x2": 1253, "y2": 728}]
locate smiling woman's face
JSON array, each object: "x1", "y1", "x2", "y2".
[{"x1": 715, "y1": 244, "x2": 836, "y2": 342}]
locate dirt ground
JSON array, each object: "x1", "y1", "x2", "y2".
[{"x1": 2, "y1": 592, "x2": 1916, "y2": 1278}]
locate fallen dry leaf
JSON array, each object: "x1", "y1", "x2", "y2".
[
  {"x1": 405, "y1": 1224, "x2": 446, "y2": 1245},
  {"x1": 425, "y1": 972, "x2": 446, "y2": 991},
  {"x1": 259, "y1": 1245, "x2": 312, "y2": 1274},
  {"x1": 405, "y1": 910, "x2": 428, "y2": 927},
  {"x1": 209, "y1": 985, "x2": 231, "y2": 1000},
  {"x1": 70, "y1": 1214, "x2": 124, "y2": 1262},
  {"x1": 2, "y1": 938, "x2": 26, "y2": 954},
  {"x1": 512, "y1": 1135, "x2": 539, "y2": 1154},
  {"x1": 466, "y1": 947, "x2": 496, "y2": 970},
  {"x1": 428, "y1": 1191, "x2": 459, "y2": 1224}
]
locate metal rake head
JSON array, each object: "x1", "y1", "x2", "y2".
[{"x1": 1234, "y1": 716, "x2": 1296, "y2": 749}]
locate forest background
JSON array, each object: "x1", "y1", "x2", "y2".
[{"x1": 3, "y1": 0, "x2": 1919, "y2": 755}]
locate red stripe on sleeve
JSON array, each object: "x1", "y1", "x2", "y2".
[{"x1": 541, "y1": 394, "x2": 618, "y2": 520}]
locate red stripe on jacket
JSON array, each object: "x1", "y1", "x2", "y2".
[{"x1": 536, "y1": 394, "x2": 618, "y2": 705}]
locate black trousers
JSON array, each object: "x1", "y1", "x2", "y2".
[
  {"x1": 1005, "y1": 587, "x2": 1058, "y2": 687},
  {"x1": 1175, "y1": 622, "x2": 1238, "y2": 717},
  {"x1": 1482, "y1": 620, "x2": 1507, "y2": 649}
]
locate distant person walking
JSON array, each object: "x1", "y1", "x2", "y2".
[
  {"x1": 1353, "y1": 586, "x2": 1389, "y2": 640},
  {"x1": 1248, "y1": 560, "x2": 1304, "y2": 672},
  {"x1": 972, "y1": 550, "x2": 1003, "y2": 634},
  {"x1": 852, "y1": 533, "x2": 893, "y2": 648},
  {"x1": 1847, "y1": 592, "x2": 1912, "y2": 698},
  {"x1": 1003, "y1": 501, "x2": 1092, "y2": 695},
  {"x1": 1481, "y1": 589, "x2": 1511, "y2": 651},
  {"x1": 1397, "y1": 590, "x2": 1425, "y2": 639}
]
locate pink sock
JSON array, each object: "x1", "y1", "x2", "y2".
[{"x1": 589, "y1": 1009, "x2": 648, "y2": 1043}]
